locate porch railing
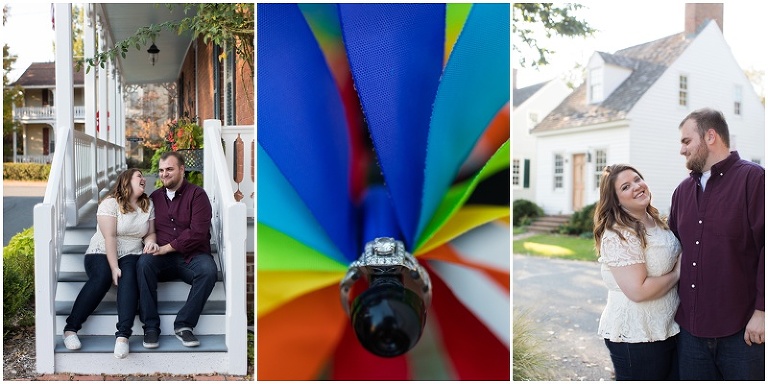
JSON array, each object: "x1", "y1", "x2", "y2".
[
  {"x1": 12, "y1": 105, "x2": 86, "y2": 121},
  {"x1": 34, "y1": 126, "x2": 73, "y2": 374},
  {"x1": 203, "y1": 119, "x2": 248, "y2": 374}
]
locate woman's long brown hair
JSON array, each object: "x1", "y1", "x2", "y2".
[
  {"x1": 593, "y1": 164, "x2": 667, "y2": 256},
  {"x1": 106, "y1": 168, "x2": 150, "y2": 214}
]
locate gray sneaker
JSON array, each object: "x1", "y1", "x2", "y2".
[
  {"x1": 143, "y1": 330, "x2": 159, "y2": 349},
  {"x1": 175, "y1": 328, "x2": 200, "y2": 347}
]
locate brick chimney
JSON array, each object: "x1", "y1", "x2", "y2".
[{"x1": 685, "y1": 3, "x2": 724, "y2": 34}]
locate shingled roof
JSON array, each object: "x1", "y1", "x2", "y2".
[
  {"x1": 11, "y1": 62, "x2": 84, "y2": 87},
  {"x1": 531, "y1": 30, "x2": 693, "y2": 134},
  {"x1": 513, "y1": 80, "x2": 549, "y2": 108}
]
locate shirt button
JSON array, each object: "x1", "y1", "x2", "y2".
[
  {"x1": 695, "y1": 241, "x2": 699, "y2": 245},
  {"x1": 693, "y1": 262, "x2": 697, "y2": 266},
  {"x1": 698, "y1": 220, "x2": 702, "y2": 224},
  {"x1": 691, "y1": 284, "x2": 696, "y2": 288}
]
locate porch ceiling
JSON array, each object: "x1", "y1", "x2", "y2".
[{"x1": 99, "y1": 4, "x2": 196, "y2": 85}]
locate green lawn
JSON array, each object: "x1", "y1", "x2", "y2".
[{"x1": 512, "y1": 233, "x2": 597, "y2": 262}]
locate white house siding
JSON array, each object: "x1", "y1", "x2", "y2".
[
  {"x1": 628, "y1": 21, "x2": 765, "y2": 214},
  {"x1": 512, "y1": 79, "x2": 570, "y2": 202},
  {"x1": 534, "y1": 125, "x2": 630, "y2": 215}
]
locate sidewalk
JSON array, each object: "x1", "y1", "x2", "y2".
[{"x1": 3, "y1": 180, "x2": 47, "y2": 197}]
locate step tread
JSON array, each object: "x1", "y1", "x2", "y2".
[
  {"x1": 55, "y1": 334, "x2": 226, "y2": 353},
  {"x1": 58, "y1": 271, "x2": 224, "y2": 282},
  {"x1": 61, "y1": 243, "x2": 219, "y2": 253},
  {"x1": 55, "y1": 300, "x2": 226, "y2": 316}
]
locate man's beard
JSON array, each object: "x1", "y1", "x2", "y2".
[{"x1": 686, "y1": 142, "x2": 708, "y2": 173}]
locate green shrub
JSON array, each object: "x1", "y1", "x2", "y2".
[
  {"x1": 3, "y1": 227, "x2": 36, "y2": 333},
  {"x1": 2, "y1": 163, "x2": 51, "y2": 181},
  {"x1": 512, "y1": 199, "x2": 544, "y2": 226},
  {"x1": 559, "y1": 202, "x2": 596, "y2": 236}
]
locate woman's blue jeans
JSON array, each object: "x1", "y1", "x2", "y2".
[
  {"x1": 63, "y1": 253, "x2": 140, "y2": 339},
  {"x1": 604, "y1": 336, "x2": 679, "y2": 380}
]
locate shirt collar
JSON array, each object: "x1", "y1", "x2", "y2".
[
  {"x1": 165, "y1": 179, "x2": 189, "y2": 197},
  {"x1": 689, "y1": 151, "x2": 740, "y2": 182}
]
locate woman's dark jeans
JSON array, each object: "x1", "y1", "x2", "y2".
[
  {"x1": 64, "y1": 253, "x2": 141, "y2": 338},
  {"x1": 604, "y1": 335, "x2": 679, "y2": 380}
]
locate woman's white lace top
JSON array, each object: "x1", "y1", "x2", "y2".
[
  {"x1": 597, "y1": 225, "x2": 681, "y2": 342},
  {"x1": 86, "y1": 197, "x2": 155, "y2": 258}
]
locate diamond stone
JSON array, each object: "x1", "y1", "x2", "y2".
[{"x1": 373, "y1": 237, "x2": 396, "y2": 255}]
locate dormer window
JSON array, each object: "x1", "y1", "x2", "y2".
[{"x1": 589, "y1": 67, "x2": 603, "y2": 103}]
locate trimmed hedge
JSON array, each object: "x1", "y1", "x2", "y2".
[
  {"x1": 3, "y1": 227, "x2": 36, "y2": 332},
  {"x1": 3, "y1": 163, "x2": 51, "y2": 181},
  {"x1": 559, "y1": 202, "x2": 596, "y2": 237}
]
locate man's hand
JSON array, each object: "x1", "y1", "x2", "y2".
[
  {"x1": 151, "y1": 243, "x2": 176, "y2": 256},
  {"x1": 744, "y1": 310, "x2": 765, "y2": 346},
  {"x1": 143, "y1": 241, "x2": 159, "y2": 254}
]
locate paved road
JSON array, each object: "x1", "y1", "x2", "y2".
[{"x1": 513, "y1": 253, "x2": 615, "y2": 381}]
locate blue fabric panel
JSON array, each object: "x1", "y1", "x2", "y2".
[
  {"x1": 339, "y1": 4, "x2": 445, "y2": 251},
  {"x1": 361, "y1": 185, "x2": 402, "y2": 245},
  {"x1": 257, "y1": 145, "x2": 347, "y2": 264},
  {"x1": 417, "y1": 3, "x2": 510, "y2": 240},
  {"x1": 257, "y1": 4, "x2": 358, "y2": 260}
]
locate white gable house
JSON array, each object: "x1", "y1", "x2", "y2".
[
  {"x1": 512, "y1": 76, "x2": 570, "y2": 202},
  {"x1": 531, "y1": 5, "x2": 764, "y2": 215}
]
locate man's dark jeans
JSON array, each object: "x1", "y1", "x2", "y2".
[
  {"x1": 677, "y1": 327, "x2": 765, "y2": 380},
  {"x1": 137, "y1": 252, "x2": 217, "y2": 333},
  {"x1": 64, "y1": 253, "x2": 140, "y2": 338},
  {"x1": 604, "y1": 336, "x2": 679, "y2": 380}
]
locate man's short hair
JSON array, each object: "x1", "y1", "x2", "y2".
[
  {"x1": 679, "y1": 108, "x2": 730, "y2": 148},
  {"x1": 160, "y1": 151, "x2": 186, "y2": 168}
]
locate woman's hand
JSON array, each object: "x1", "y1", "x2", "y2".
[
  {"x1": 143, "y1": 241, "x2": 159, "y2": 254},
  {"x1": 112, "y1": 267, "x2": 121, "y2": 286}
]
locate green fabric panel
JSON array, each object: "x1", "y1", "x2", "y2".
[
  {"x1": 415, "y1": 140, "x2": 510, "y2": 251},
  {"x1": 258, "y1": 223, "x2": 347, "y2": 272}
]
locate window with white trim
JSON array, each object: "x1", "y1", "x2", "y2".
[
  {"x1": 589, "y1": 67, "x2": 603, "y2": 103},
  {"x1": 512, "y1": 159, "x2": 521, "y2": 187},
  {"x1": 554, "y1": 154, "x2": 564, "y2": 189},
  {"x1": 679, "y1": 75, "x2": 688, "y2": 106},
  {"x1": 734, "y1": 85, "x2": 742, "y2": 115},
  {"x1": 594, "y1": 149, "x2": 607, "y2": 189}
]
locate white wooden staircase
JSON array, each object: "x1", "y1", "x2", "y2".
[
  {"x1": 51, "y1": 188, "x2": 230, "y2": 374},
  {"x1": 35, "y1": 120, "x2": 252, "y2": 375}
]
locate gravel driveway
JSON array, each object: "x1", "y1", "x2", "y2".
[{"x1": 513, "y1": 253, "x2": 615, "y2": 381}]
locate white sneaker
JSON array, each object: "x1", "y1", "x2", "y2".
[
  {"x1": 114, "y1": 337, "x2": 129, "y2": 359},
  {"x1": 63, "y1": 332, "x2": 81, "y2": 350}
]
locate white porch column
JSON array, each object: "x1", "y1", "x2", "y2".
[
  {"x1": 97, "y1": 26, "x2": 108, "y2": 143},
  {"x1": 85, "y1": 4, "x2": 98, "y2": 201},
  {"x1": 108, "y1": 64, "x2": 117, "y2": 175},
  {"x1": 54, "y1": 3, "x2": 77, "y2": 226}
]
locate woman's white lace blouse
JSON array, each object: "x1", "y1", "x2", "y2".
[
  {"x1": 85, "y1": 197, "x2": 155, "y2": 258},
  {"x1": 597, "y1": 225, "x2": 681, "y2": 342}
]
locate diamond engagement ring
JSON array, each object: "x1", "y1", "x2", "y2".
[{"x1": 339, "y1": 237, "x2": 432, "y2": 357}]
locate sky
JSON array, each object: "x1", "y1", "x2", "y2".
[
  {"x1": 3, "y1": 2, "x2": 767, "y2": 88},
  {"x1": 514, "y1": 1, "x2": 768, "y2": 90},
  {"x1": 3, "y1": 2, "x2": 57, "y2": 83}
]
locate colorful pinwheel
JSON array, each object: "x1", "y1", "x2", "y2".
[{"x1": 257, "y1": 3, "x2": 510, "y2": 380}]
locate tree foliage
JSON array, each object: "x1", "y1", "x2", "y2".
[
  {"x1": 512, "y1": 3, "x2": 595, "y2": 68},
  {"x1": 80, "y1": 3, "x2": 254, "y2": 78},
  {"x1": 3, "y1": 5, "x2": 23, "y2": 161}
]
